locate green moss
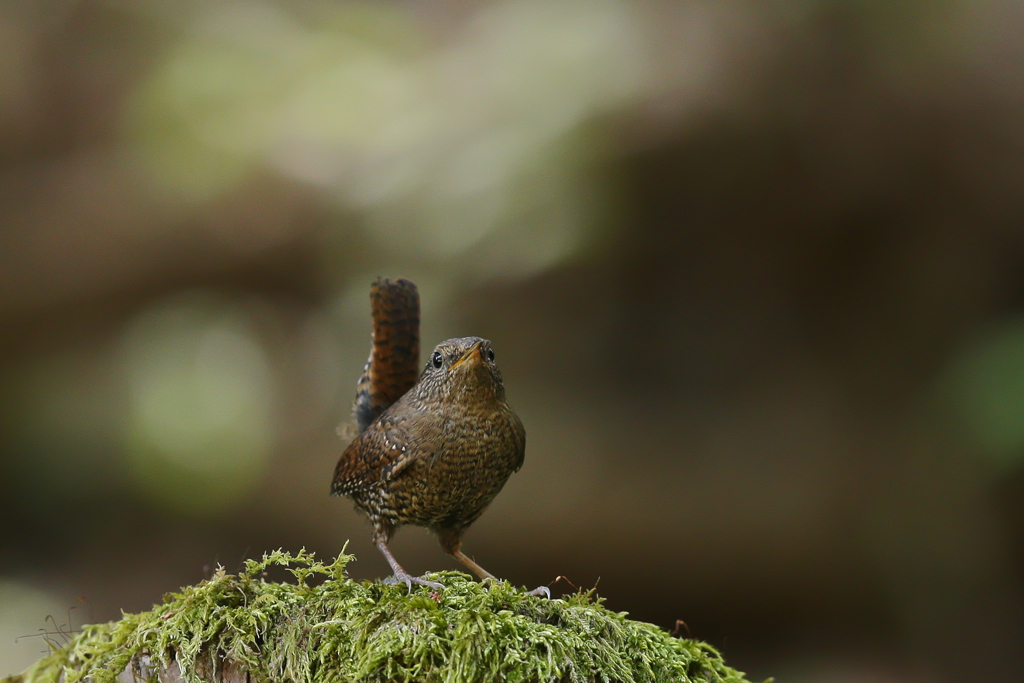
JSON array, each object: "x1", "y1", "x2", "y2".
[{"x1": 4, "y1": 549, "x2": 757, "y2": 683}]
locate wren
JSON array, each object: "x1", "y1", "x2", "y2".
[{"x1": 332, "y1": 277, "x2": 548, "y2": 597}]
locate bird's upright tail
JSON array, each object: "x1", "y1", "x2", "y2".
[{"x1": 350, "y1": 277, "x2": 421, "y2": 433}]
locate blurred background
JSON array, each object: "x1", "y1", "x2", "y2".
[{"x1": 3, "y1": 0, "x2": 1024, "y2": 681}]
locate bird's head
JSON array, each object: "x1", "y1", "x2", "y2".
[{"x1": 414, "y1": 336, "x2": 505, "y2": 402}]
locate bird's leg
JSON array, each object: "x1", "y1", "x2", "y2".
[
  {"x1": 376, "y1": 540, "x2": 444, "y2": 593},
  {"x1": 451, "y1": 549, "x2": 496, "y2": 581},
  {"x1": 437, "y1": 530, "x2": 550, "y2": 598}
]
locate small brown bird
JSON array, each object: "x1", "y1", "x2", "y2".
[{"x1": 332, "y1": 277, "x2": 547, "y2": 596}]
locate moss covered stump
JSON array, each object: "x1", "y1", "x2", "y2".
[{"x1": 3, "y1": 550, "x2": 756, "y2": 683}]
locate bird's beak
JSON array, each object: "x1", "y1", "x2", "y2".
[{"x1": 448, "y1": 341, "x2": 484, "y2": 371}]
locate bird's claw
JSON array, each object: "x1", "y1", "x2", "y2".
[
  {"x1": 479, "y1": 576, "x2": 549, "y2": 599},
  {"x1": 383, "y1": 572, "x2": 445, "y2": 593}
]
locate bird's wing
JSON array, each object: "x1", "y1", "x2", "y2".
[
  {"x1": 351, "y1": 278, "x2": 421, "y2": 433},
  {"x1": 331, "y1": 410, "x2": 436, "y2": 496}
]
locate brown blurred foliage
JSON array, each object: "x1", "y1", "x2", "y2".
[{"x1": 3, "y1": 1, "x2": 1024, "y2": 682}]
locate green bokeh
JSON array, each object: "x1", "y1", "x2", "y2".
[
  {"x1": 945, "y1": 318, "x2": 1024, "y2": 470},
  {"x1": 120, "y1": 292, "x2": 275, "y2": 517}
]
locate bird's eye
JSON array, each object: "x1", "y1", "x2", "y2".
[
  {"x1": 431, "y1": 351, "x2": 443, "y2": 369},
  {"x1": 486, "y1": 348, "x2": 495, "y2": 362}
]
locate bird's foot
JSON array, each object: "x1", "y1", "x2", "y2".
[
  {"x1": 478, "y1": 576, "x2": 550, "y2": 599},
  {"x1": 383, "y1": 570, "x2": 444, "y2": 593}
]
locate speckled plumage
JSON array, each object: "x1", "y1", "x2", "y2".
[
  {"x1": 332, "y1": 278, "x2": 541, "y2": 594},
  {"x1": 333, "y1": 335, "x2": 525, "y2": 541}
]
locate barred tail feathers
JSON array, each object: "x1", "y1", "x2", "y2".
[{"x1": 351, "y1": 277, "x2": 420, "y2": 433}]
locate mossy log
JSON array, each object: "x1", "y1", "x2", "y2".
[{"x1": 3, "y1": 550, "x2": 758, "y2": 683}]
